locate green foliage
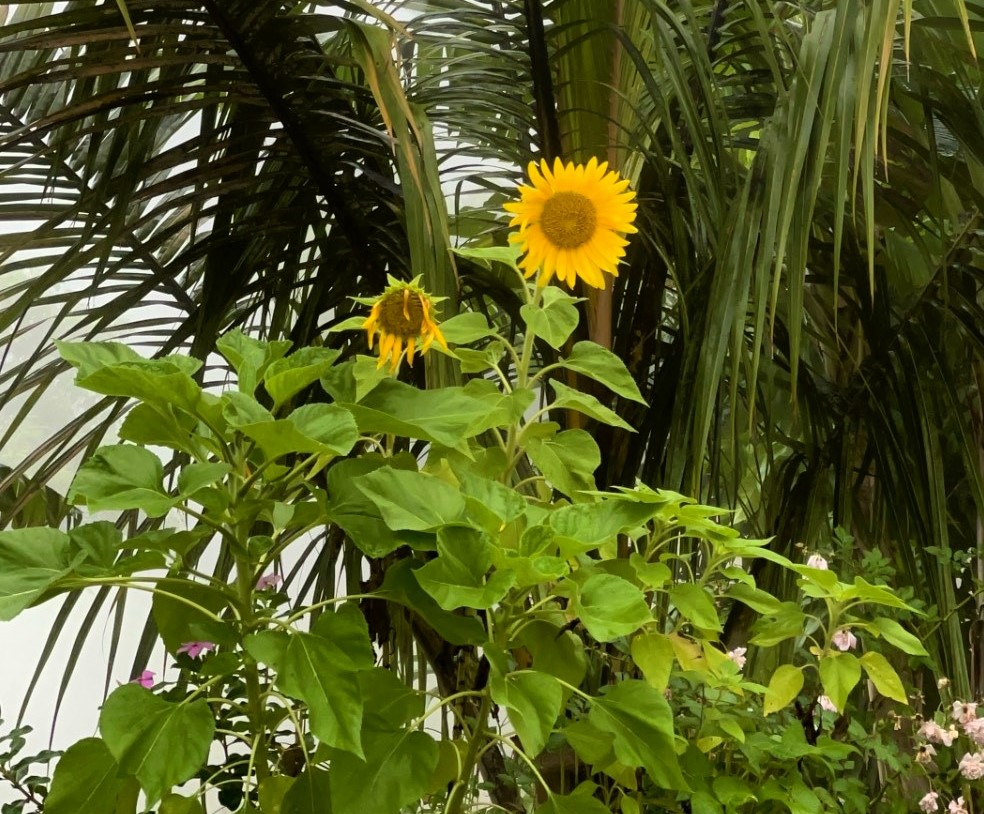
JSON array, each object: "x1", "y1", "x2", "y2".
[{"x1": 0, "y1": 314, "x2": 931, "y2": 814}]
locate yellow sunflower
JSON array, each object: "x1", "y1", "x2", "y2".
[
  {"x1": 504, "y1": 157, "x2": 638, "y2": 289},
  {"x1": 360, "y1": 277, "x2": 448, "y2": 373}
]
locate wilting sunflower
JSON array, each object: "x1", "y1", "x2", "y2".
[
  {"x1": 504, "y1": 157, "x2": 638, "y2": 289},
  {"x1": 360, "y1": 277, "x2": 448, "y2": 373}
]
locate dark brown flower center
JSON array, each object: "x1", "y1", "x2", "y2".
[
  {"x1": 379, "y1": 290, "x2": 426, "y2": 338},
  {"x1": 540, "y1": 191, "x2": 597, "y2": 249}
]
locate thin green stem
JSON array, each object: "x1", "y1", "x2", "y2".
[{"x1": 443, "y1": 691, "x2": 490, "y2": 814}]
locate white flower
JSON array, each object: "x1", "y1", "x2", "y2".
[
  {"x1": 964, "y1": 717, "x2": 984, "y2": 745},
  {"x1": 818, "y1": 695, "x2": 838, "y2": 712},
  {"x1": 727, "y1": 647, "x2": 747, "y2": 669},
  {"x1": 942, "y1": 726, "x2": 960, "y2": 747},
  {"x1": 919, "y1": 720, "x2": 947, "y2": 744},
  {"x1": 959, "y1": 752, "x2": 984, "y2": 780},
  {"x1": 948, "y1": 796, "x2": 968, "y2": 814},
  {"x1": 915, "y1": 743, "x2": 937, "y2": 764},
  {"x1": 806, "y1": 554, "x2": 829, "y2": 570},
  {"x1": 919, "y1": 792, "x2": 939, "y2": 813},
  {"x1": 938, "y1": 677, "x2": 951, "y2": 690},
  {"x1": 832, "y1": 629, "x2": 858, "y2": 651},
  {"x1": 953, "y1": 700, "x2": 978, "y2": 724}
]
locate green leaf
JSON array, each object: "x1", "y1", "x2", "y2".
[
  {"x1": 550, "y1": 501, "x2": 657, "y2": 555},
  {"x1": 452, "y1": 244, "x2": 522, "y2": 271},
  {"x1": 69, "y1": 522, "x2": 120, "y2": 570},
  {"x1": 375, "y1": 559, "x2": 485, "y2": 646},
  {"x1": 559, "y1": 342, "x2": 646, "y2": 404},
  {"x1": 536, "y1": 793, "x2": 611, "y2": 814},
  {"x1": 354, "y1": 468, "x2": 466, "y2": 531},
  {"x1": 871, "y1": 617, "x2": 929, "y2": 656},
  {"x1": 749, "y1": 602, "x2": 807, "y2": 646},
  {"x1": 631, "y1": 632, "x2": 675, "y2": 692},
  {"x1": 526, "y1": 429, "x2": 599, "y2": 498},
  {"x1": 310, "y1": 603, "x2": 375, "y2": 671},
  {"x1": 838, "y1": 576, "x2": 913, "y2": 610},
  {"x1": 669, "y1": 584, "x2": 722, "y2": 632},
  {"x1": 215, "y1": 329, "x2": 292, "y2": 396},
  {"x1": 630, "y1": 554, "x2": 672, "y2": 589},
  {"x1": 264, "y1": 347, "x2": 342, "y2": 407},
  {"x1": 458, "y1": 473, "x2": 526, "y2": 525},
  {"x1": 57, "y1": 341, "x2": 206, "y2": 415},
  {"x1": 258, "y1": 777, "x2": 295, "y2": 814},
  {"x1": 763, "y1": 665, "x2": 805, "y2": 714},
  {"x1": 563, "y1": 719, "x2": 616, "y2": 766},
  {"x1": 99, "y1": 684, "x2": 214, "y2": 805},
  {"x1": 177, "y1": 462, "x2": 231, "y2": 497},
  {"x1": 487, "y1": 650, "x2": 562, "y2": 757},
  {"x1": 438, "y1": 312, "x2": 497, "y2": 344},
  {"x1": 68, "y1": 445, "x2": 171, "y2": 516},
  {"x1": 0, "y1": 528, "x2": 76, "y2": 620},
  {"x1": 159, "y1": 793, "x2": 205, "y2": 814},
  {"x1": 573, "y1": 574, "x2": 652, "y2": 642},
  {"x1": 549, "y1": 379, "x2": 635, "y2": 431},
  {"x1": 517, "y1": 621, "x2": 587, "y2": 689},
  {"x1": 119, "y1": 403, "x2": 200, "y2": 456},
  {"x1": 859, "y1": 651, "x2": 908, "y2": 704},
  {"x1": 329, "y1": 729, "x2": 438, "y2": 814},
  {"x1": 339, "y1": 379, "x2": 510, "y2": 447},
  {"x1": 45, "y1": 738, "x2": 122, "y2": 814},
  {"x1": 521, "y1": 286, "x2": 579, "y2": 349},
  {"x1": 726, "y1": 583, "x2": 783, "y2": 614},
  {"x1": 327, "y1": 454, "x2": 418, "y2": 557},
  {"x1": 414, "y1": 527, "x2": 515, "y2": 609},
  {"x1": 152, "y1": 578, "x2": 236, "y2": 651},
  {"x1": 819, "y1": 653, "x2": 862, "y2": 712},
  {"x1": 239, "y1": 404, "x2": 358, "y2": 460},
  {"x1": 359, "y1": 668, "x2": 424, "y2": 729},
  {"x1": 589, "y1": 680, "x2": 689, "y2": 790},
  {"x1": 245, "y1": 630, "x2": 364, "y2": 756},
  {"x1": 281, "y1": 768, "x2": 331, "y2": 814},
  {"x1": 222, "y1": 390, "x2": 275, "y2": 427}
]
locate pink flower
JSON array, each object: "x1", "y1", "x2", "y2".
[
  {"x1": 806, "y1": 554, "x2": 829, "y2": 570},
  {"x1": 915, "y1": 743, "x2": 937, "y2": 764},
  {"x1": 919, "y1": 720, "x2": 958, "y2": 746},
  {"x1": 953, "y1": 700, "x2": 978, "y2": 724},
  {"x1": 256, "y1": 573, "x2": 283, "y2": 590},
  {"x1": 832, "y1": 629, "x2": 858, "y2": 651},
  {"x1": 965, "y1": 718, "x2": 984, "y2": 745},
  {"x1": 949, "y1": 797, "x2": 968, "y2": 814},
  {"x1": 727, "y1": 647, "x2": 747, "y2": 669},
  {"x1": 818, "y1": 695, "x2": 838, "y2": 712},
  {"x1": 133, "y1": 670, "x2": 155, "y2": 689},
  {"x1": 177, "y1": 641, "x2": 216, "y2": 659},
  {"x1": 919, "y1": 720, "x2": 945, "y2": 743},
  {"x1": 959, "y1": 752, "x2": 984, "y2": 780},
  {"x1": 919, "y1": 792, "x2": 939, "y2": 813}
]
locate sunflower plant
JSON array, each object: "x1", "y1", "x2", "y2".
[{"x1": 0, "y1": 162, "x2": 929, "y2": 814}]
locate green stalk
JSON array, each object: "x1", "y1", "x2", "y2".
[
  {"x1": 443, "y1": 691, "x2": 491, "y2": 814},
  {"x1": 234, "y1": 545, "x2": 270, "y2": 783}
]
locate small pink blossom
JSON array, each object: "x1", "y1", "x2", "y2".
[
  {"x1": 919, "y1": 792, "x2": 939, "y2": 813},
  {"x1": 727, "y1": 647, "x2": 747, "y2": 669},
  {"x1": 964, "y1": 717, "x2": 984, "y2": 745},
  {"x1": 818, "y1": 695, "x2": 838, "y2": 712},
  {"x1": 806, "y1": 554, "x2": 829, "y2": 570},
  {"x1": 832, "y1": 629, "x2": 858, "y2": 651},
  {"x1": 953, "y1": 700, "x2": 977, "y2": 724},
  {"x1": 915, "y1": 743, "x2": 937, "y2": 764},
  {"x1": 133, "y1": 670, "x2": 155, "y2": 689},
  {"x1": 949, "y1": 797, "x2": 968, "y2": 814},
  {"x1": 959, "y1": 752, "x2": 984, "y2": 780},
  {"x1": 919, "y1": 720, "x2": 958, "y2": 746},
  {"x1": 177, "y1": 641, "x2": 215, "y2": 659},
  {"x1": 256, "y1": 573, "x2": 283, "y2": 591}
]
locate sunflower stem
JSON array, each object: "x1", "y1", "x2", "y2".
[{"x1": 501, "y1": 283, "x2": 543, "y2": 483}]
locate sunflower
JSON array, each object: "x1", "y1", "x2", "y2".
[
  {"x1": 360, "y1": 277, "x2": 448, "y2": 373},
  {"x1": 504, "y1": 157, "x2": 638, "y2": 289}
]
